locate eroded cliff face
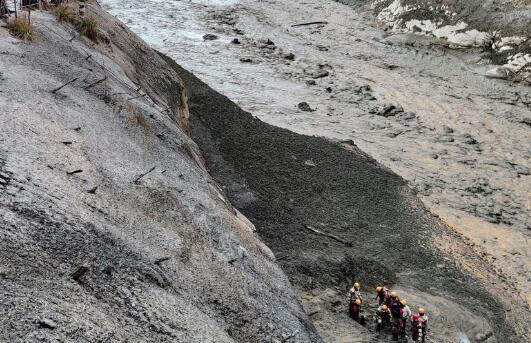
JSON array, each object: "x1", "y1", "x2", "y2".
[
  {"x1": 381, "y1": 0, "x2": 530, "y2": 81},
  {"x1": 339, "y1": 0, "x2": 531, "y2": 81},
  {"x1": 0, "y1": 4, "x2": 320, "y2": 342}
]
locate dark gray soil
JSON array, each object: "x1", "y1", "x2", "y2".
[{"x1": 159, "y1": 53, "x2": 524, "y2": 342}]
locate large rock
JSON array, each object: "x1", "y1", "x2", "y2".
[{"x1": 486, "y1": 66, "x2": 509, "y2": 79}]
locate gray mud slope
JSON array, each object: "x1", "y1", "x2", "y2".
[
  {"x1": 0, "y1": 7, "x2": 321, "y2": 342},
  {"x1": 160, "y1": 55, "x2": 523, "y2": 342}
]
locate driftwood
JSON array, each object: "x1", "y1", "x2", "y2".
[
  {"x1": 84, "y1": 75, "x2": 107, "y2": 89},
  {"x1": 66, "y1": 169, "x2": 83, "y2": 175},
  {"x1": 127, "y1": 93, "x2": 147, "y2": 101},
  {"x1": 303, "y1": 225, "x2": 352, "y2": 246},
  {"x1": 51, "y1": 77, "x2": 78, "y2": 94},
  {"x1": 86, "y1": 186, "x2": 98, "y2": 194},
  {"x1": 291, "y1": 21, "x2": 328, "y2": 27},
  {"x1": 133, "y1": 166, "x2": 155, "y2": 184},
  {"x1": 154, "y1": 256, "x2": 171, "y2": 265}
]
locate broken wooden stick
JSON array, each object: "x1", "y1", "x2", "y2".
[
  {"x1": 86, "y1": 186, "x2": 98, "y2": 194},
  {"x1": 84, "y1": 75, "x2": 107, "y2": 89},
  {"x1": 66, "y1": 169, "x2": 83, "y2": 175},
  {"x1": 275, "y1": 255, "x2": 289, "y2": 261},
  {"x1": 291, "y1": 21, "x2": 328, "y2": 27},
  {"x1": 133, "y1": 166, "x2": 155, "y2": 184},
  {"x1": 51, "y1": 77, "x2": 78, "y2": 94},
  {"x1": 127, "y1": 93, "x2": 147, "y2": 101},
  {"x1": 303, "y1": 225, "x2": 352, "y2": 246},
  {"x1": 154, "y1": 256, "x2": 171, "y2": 265}
]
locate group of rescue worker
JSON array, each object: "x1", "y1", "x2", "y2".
[{"x1": 348, "y1": 283, "x2": 429, "y2": 342}]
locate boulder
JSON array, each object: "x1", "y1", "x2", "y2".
[
  {"x1": 203, "y1": 34, "x2": 219, "y2": 41},
  {"x1": 486, "y1": 66, "x2": 509, "y2": 79},
  {"x1": 298, "y1": 102, "x2": 314, "y2": 112}
]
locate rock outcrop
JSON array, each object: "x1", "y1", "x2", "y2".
[{"x1": 339, "y1": 0, "x2": 531, "y2": 82}]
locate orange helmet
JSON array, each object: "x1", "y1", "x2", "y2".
[
  {"x1": 355, "y1": 299, "x2": 362, "y2": 305},
  {"x1": 419, "y1": 308, "x2": 425, "y2": 315},
  {"x1": 354, "y1": 282, "x2": 360, "y2": 289},
  {"x1": 376, "y1": 286, "x2": 383, "y2": 293}
]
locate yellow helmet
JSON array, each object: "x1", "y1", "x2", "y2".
[
  {"x1": 419, "y1": 308, "x2": 425, "y2": 315},
  {"x1": 355, "y1": 299, "x2": 362, "y2": 305},
  {"x1": 376, "y1": 286, "x2": 383, "y2": 293},
  {"x1": 390, "y1": 291, "x2": 397, "y2": 298},
  {"x1": 401, "y1": 300, "x2": 407, "y2": 306},
  {"x1": 354, "y1": 282, "x2": 360, "y2": 289},
  {"x1": 381, "y1": 304, "x2": 388, "y2": 311}
]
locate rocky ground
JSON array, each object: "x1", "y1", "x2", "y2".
[
  {"x1": 365, "y1": 0, "x2": 531, "y2": 82},
  {"x1": 368, "y1": 0, "x2": 531, "y2": 37},
  {"x1": 100, "y1": 0, "x2": 530, "y2": 311},
  {"x1": 0, "y1": 4, "x2": 320, "y2": 342},
  {"x1": 166, "y1": 50, "x2": 527, "y2": 342},
  {"x1": 1, "y1": 0, "x2": 529, "y2": 342}
]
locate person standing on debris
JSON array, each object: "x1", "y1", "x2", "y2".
[
  {"x1": 350, "y1": 298, "x2": 363, "y2": 323},
  {"x1": 348, "y1": 283, "x2": 367, "y2": 325},
  {"x1": 400, "y1": 299, "x2": 412, "y2": 337},
  {"x1": 410, "y1": 313, "x2": 422, "y2": 341},
  {"x1": 349, "y1": 282, "x2": 362, "y2": 302},
  {"x1": 387, "y1": 291, "x2": 403, "y2": 338},
  {"x1": 387, "y1": 291, "x2": 402, "y2": 319},
  {"x1": 417, "y1": 308, "x2": 428, "y2": 343},
  {"x1": 374, "y1": 286, "x2": 389, "y2": 305},
  {"x1": 376, "y1": 304, "x2": 392, "y2": 331}
]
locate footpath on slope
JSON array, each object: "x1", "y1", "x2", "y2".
[{"x1": 159, "y1": 54, "x2": 530, "y2": 342}]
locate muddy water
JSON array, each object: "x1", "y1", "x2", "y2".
[{"x1": 100, "y1": 0, "x2": 530, "y2": 336}]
